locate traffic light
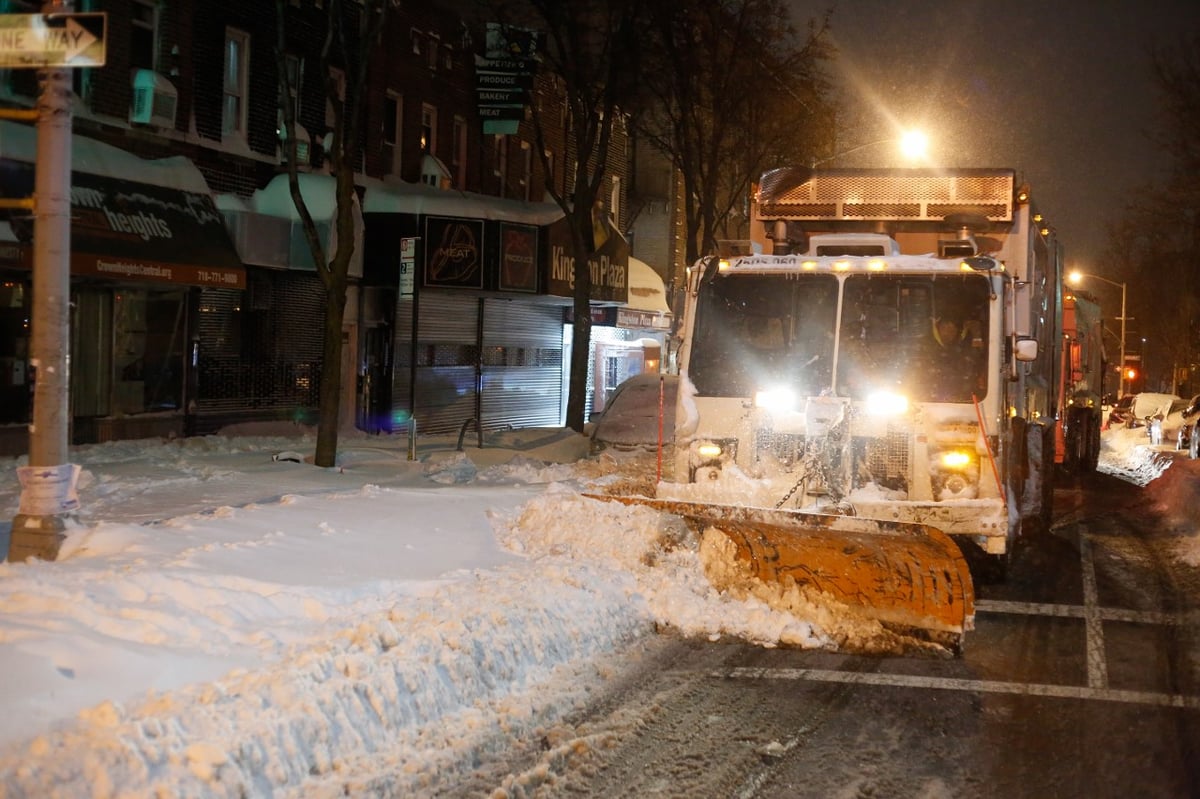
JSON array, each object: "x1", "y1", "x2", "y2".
[{"x1": 1125, "y1": 366, "x2": 1138, "y2": 382}]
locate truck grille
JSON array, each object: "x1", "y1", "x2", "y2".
[{"x1": 856, "y1": 429, "x2": 910, "y2": 491}]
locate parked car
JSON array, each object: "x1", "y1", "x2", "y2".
[
  {"x1": 589, "y1": 373, "x2": 678, "y2": 454},
  {"x1": 1147, "y1": 395, "x2": 1200, "y2": 447},
  {"x1": 1105, "y1": 392, "x2": 1177, "y2": 432},
  {"x1": 1166, "y1": 394, "x2": 1200, "y2": 454},
  {"x1": 1104, "y1": 394, "x2": 1135, "y2": 429}
]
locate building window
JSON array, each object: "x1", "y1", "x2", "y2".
[
  {"x1": 420, "y1": 104, "x2": 437, "y2": 154},
  {"x1": 427, "y1": 34, "x2": 440, "y2": 70},
  {"x1": 452, "y1": 116, "x2": 467, "y2": 189},
  {"x1": 521, "y1": 141, "x2": 532, "y2": 201},
  {"x1": 326, "y1": 67, "x2": 345, "y2": 134},
  {"x1": 442, "y1": 45, "x2": 453, "y2": 71},
  {"x1": 610, "y1": 175, "x2": 621, "y2": 227},
  {"x1": 277, "y1": 54, "x2": 305, "y2": 163},
  {"x1": 384, "y1": 93, "x2": 402, "y2": 176},
  {"x1": 282, "y1": 54, "x2": 302, "y2": 120},
  {"x1": 411, "y1": 29, "x2": 421, "y2": 55},
  {"x1": 130, "y1": 0, "x2": 158, "y2": 71},
  {"x1": 494, "y1": 134, "x2": 508, "y2": 195},
  {"x1": 222, "y1": 27, "x2": 249, "y2": 137}
]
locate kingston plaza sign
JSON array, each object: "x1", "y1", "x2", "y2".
[{"x1": 544, "y1": 213, "x2": 628, "y2": 304}]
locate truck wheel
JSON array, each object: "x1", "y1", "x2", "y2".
[{"x1": 1087, "y1": 412, "x2": 1101, "y2": 472}]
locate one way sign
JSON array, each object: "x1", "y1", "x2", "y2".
[{"x1": 0, "y1": 13, "x2": 107, "y2": 68}]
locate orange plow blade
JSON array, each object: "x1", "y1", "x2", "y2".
[{"x1": 588, "y1": 495, "x2": 975, "y2": 652}]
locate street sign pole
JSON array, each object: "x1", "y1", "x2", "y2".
[{"x1": 8, "y1": 0, "x2": 83, "y2": 563}]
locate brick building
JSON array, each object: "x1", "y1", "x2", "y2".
[{"x1": 0, "y1": 0, "x2": 663, "y2": 454}]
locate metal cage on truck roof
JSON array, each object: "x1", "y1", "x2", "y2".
[{"x1": 756, "y1": 167, "x2": 1017, "y2": 224}]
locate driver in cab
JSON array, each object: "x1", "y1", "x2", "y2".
[{"x1": 927, "y1": 316, "x2": 980, "y2": 401}]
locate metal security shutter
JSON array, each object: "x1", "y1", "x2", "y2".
[
  {"x1": 481, "y1": 300, "x2": 563, "y2": 428},
  {"x1": 197, "y1": 272, "x2": 324, "y2": 415},
  {"x1": 393, "y1": 292, "x2": 480, "y2": 435},
  {"x1": 196, "y1": 287, "x2": 245, "y2": 413}
]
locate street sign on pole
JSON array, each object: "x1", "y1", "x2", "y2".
[{"x1": 0, "y1": 12, "x2": 107, "y2": 68}]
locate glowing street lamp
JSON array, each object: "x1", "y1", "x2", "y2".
[
  {"x1": 811, "y1": 128, "x2": 929, "y2": 167},
  {"x1": 898, "y1": 129, "x2": 929, "y2": 160},
  {"x1": 1068, "y1": 269, "x2": 1129, "y2": 398}
]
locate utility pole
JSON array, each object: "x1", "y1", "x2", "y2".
[{"x1": 6, "y1": 1, "x2": 99, "y2": 562}]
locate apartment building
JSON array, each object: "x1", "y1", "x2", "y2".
[{"x1": 0, "y1": 0, "x2": 667, "y2": 455}]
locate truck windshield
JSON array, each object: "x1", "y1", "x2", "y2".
[
  {"x1": 689, "y1": 273, "x2": 839, "y2": 397},
  {"x1": 687, "y1": 271, "x2": 991, "y2": 403},
  {"x1": 837, "y1": 274, "x2": 991, "y2": 402}
]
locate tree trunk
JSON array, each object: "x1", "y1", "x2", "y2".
[
  {"x1": 566, "y1": 229, "x2": 593, "y2": 432},
  {"x1": 314, "y1": 282, "x2": 347, "y2": 467}
]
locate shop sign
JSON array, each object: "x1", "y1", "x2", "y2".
[
  {"x1": 0, "y1": 159, "x2": 245, "y2": 289},
  {"x1": 423, "y1": 216, "x2": 484, "y2": 289},
  {"x1": 499, "y1": 223, "x2": 538, "y2": 292},
  {"x1": 477, "y1": 23, "x2": 541, "y2": 136},
  {"x1": 545, "y1": 213, "x2": 628, "y2": 304},
  {"x1": 617, "y1": 308, "x2": 672, "y2": 330}
]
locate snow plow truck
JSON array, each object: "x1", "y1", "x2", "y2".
[{"x1": 603, "y1": 167, "x2": 1103, "y2": 653}]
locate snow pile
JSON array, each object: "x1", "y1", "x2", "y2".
[
  {"x1": 0, "y1": 431, "x2": 826, "y2": 797},
  {"x1": 0, "y1": 423, "x2": 1195, "y2": 795},
  {"x1": 1099, "y1": 425, "x2": 1200, "y2": 566}
]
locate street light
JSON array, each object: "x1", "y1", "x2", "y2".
[
  {"x1": 811, "y1": 129, "x2": 929, "y2": 167},
  {"x1": 1068, "y1": 269, "x2": 1129, "y2": 398}
]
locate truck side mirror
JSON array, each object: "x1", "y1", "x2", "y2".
[{"x1": 1014, "y1": 336, "x2": 1038, "y2": 361}]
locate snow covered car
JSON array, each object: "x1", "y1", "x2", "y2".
[
  {"x1": 1104, "y1": 393, "x2": 1135, "y2": 429},
  {"x1": 589, "y1": 373, "x2": 678, "y2": 453},
  {"x1": 1118, "y1": 392, "x2": 1178, "y2": 437},
  {"x1": 1147, "y1": 397, "x2": 1190, "y2": 447},
  {"x1": 1167, "y1": 394, "x2": 1200, "y2": 455}
]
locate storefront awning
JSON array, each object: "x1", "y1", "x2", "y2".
[
  {"x1": 626, "y1": 257, "x2": 670, "y2": 313},
  {"x1": 363, "y1": 178, "x2": 564, "y2": 225},
  {"x1": 617, "y1": 257, "x2": 672, "y2": 330},
  {"x1": 0, "y1": 121, "x2": 245, "y2": 289},
  {"x1": 218, "y1": 173, "x2": 363, "y2": 277}
]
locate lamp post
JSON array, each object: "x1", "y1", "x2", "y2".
[
  {"x1": 1068, "y1": 270, "x2": 1128, "y2": 398},
  {"x1": 811, "y1": 129, "x2": 929, "y2": 167}
]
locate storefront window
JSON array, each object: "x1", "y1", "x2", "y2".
[
  {"x1": 114, "y1": 289, "x2": 188, "y2": 413},
  {"x1": 72, "y1": 287, "x2": 189, "y2": 418},
  {"x1": 0, "y1": 279, "x2": 30, "y2": 425}
]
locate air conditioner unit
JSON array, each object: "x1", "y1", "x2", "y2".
[
  {"x1": 129, "y1": 69, "x2": 178, "y2": 129},
  {"x1": 420, "y1": 152, "x2": 451, "y2": 190},
  {"x1": 278, "y1": 120, "x2": 312, "y2": 167}
]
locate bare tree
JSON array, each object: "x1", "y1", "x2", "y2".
[
  {"x1": 275, "y1": 0, "x2": 388, "y2": 467},
  {"x1": 492, "y1": 0, "x2": 647, "y2": 432},
  {"x1": 1103, "y1": 30, "x2": 1200, "y2": 392},
  {"x1": 636, "y1": 0, "x2": 835, "y2": 265}
]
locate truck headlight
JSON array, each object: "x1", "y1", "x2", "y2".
[
  {"x1": 689, "y1": 438, "x2": 737, "y2": 482},
  {"x1": 939, "y1": 449, "x2": 973, "y2": 470},
  {"x1": 865, "y1": 390, "x2": 909, "y2": 416},
  {"x1": 755, "y1": 387, "x2": 798, "y2": 414},
  {"x1": 931, "y1": 448, "x2": 979, "y2": 500}
]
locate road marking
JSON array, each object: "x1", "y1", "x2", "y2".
[
  {"x1": 975, "y1": 599, "x2": 1180, "y2": 625},
  {"x1": 710, "y1": 667, "x2": 1200, "y2": 709},
  {"x1": 1079, "y1": 527, "x2": 1109, "y2": 689}
]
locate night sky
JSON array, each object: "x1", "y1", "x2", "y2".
[{"x1": 796, "y1": 0, "x2": 1200, "y2": 273}]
